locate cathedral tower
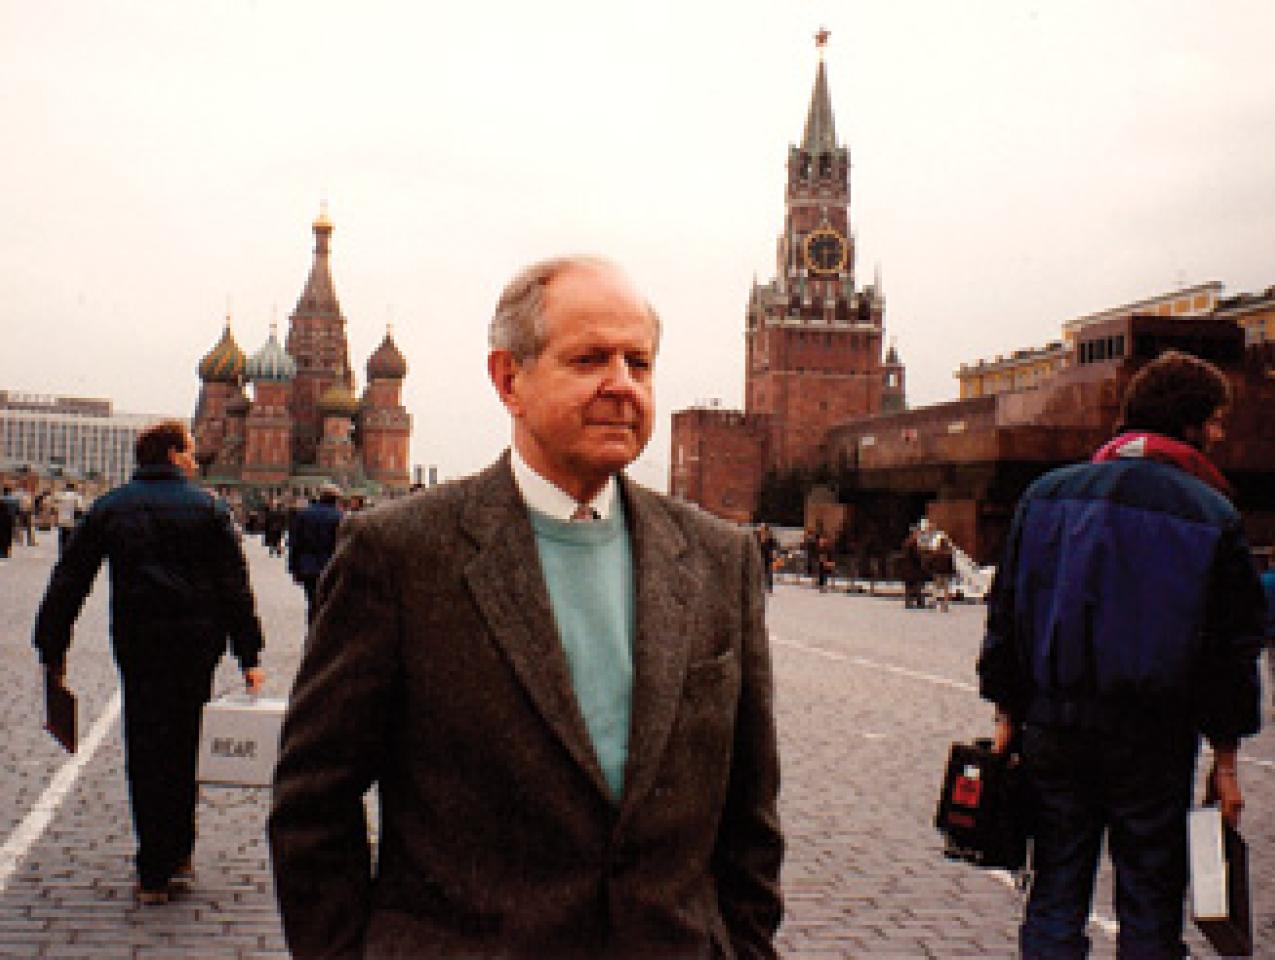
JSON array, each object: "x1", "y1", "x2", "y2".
[
  {"x1": 241, "y1": 324, "x2": 296, "y2": 486},
  {"x1": 286, "y1": 205, "x2": 354, "y2": 466},
  {"x1": 192, "y1": 320, "x2": 248, "y2": 477},
  {"x1": 361, "y1": 327, "x2": 412, "y2": 489}
]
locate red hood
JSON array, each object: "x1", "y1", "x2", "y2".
[{"x1": 1092, "y1": 431, "x2": 1232, "y2": 498}]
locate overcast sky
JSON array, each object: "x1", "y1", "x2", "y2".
[{"x1": 4, "y1": 1, "x2": 1274, "y2": 490}]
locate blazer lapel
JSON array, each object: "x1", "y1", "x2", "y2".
[
  {"x1": 461, "y1": 455, "x2": 612, "y2": 800},
  {"x1": 617, "y1": 476, "x2": 698, "y2": 822}
]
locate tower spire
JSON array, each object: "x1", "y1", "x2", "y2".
[
  {"x1": 802, "y1": 29, "x2": 837, "y2": 153},
  {"x1": 299, "y1": 204, "x2": 339, "y2": 313}
]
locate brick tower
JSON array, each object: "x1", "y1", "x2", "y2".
[
  {"x1": 241, "y1": 324, "x2": 296, "y2": 486},
  {"x1": 193, "y1": 320, "x2": 248, "y2": 477},
  {"x1": 360, "y1": 327, "x2": 411, "y2": 489},
  {"x1": 670, "y1": 31, "x2": 904, "y2": 521},
  {"x1": 744, "y1": 29, "x2": 891, "y2": 470},
  {"x1": 286, "y1": 206, "x2": 355, "y2": 466}
]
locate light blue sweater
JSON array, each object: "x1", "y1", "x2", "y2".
[{"x1": 528, "y1": 500, "x2": 635, "y2": 801}]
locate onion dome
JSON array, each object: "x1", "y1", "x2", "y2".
[
  {"x1": 318, "y1": 383, "x2": 360, "y2": 418},
  {"x1": 366, "y1": 327, "x2": 408, "y2": 381},
  {"x1": 198, "y1": 321, "x2": 246, "y2": 383},
  {"x1": 245, "y1": 324, "x2": 297, "y2": 382}
]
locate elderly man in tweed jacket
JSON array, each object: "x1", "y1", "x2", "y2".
[{"x1": 269, "y1": 256, "x2": 784, "y2": 960}]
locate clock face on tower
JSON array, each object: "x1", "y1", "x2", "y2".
[{"x1": 803, "y1": 228, "x2": 848, "y2": 276}]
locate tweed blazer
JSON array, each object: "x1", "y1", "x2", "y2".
[{"x1": 268, "y1": 454, "x2": 783, "y2": 960}]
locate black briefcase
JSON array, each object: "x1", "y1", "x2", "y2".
[{"x1": 934, "y1": 738, "x2": 1028, "y2": 870}]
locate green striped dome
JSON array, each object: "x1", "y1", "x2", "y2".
[{"x1": 198, "y1": 323, "x2": 246, "y2": 383}]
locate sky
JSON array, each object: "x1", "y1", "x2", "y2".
[{"x1": 4, "y1": 1, "x2": 1275, "y2": 490}]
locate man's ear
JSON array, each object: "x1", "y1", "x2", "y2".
[{"x1": 488, "y1": 350, "x2": 523, "y2": 416}]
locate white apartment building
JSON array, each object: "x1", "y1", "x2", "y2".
[{"x1": 0, "y1": 391, "x2": 171, "y2": 488}]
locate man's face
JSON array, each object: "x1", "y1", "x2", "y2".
[
  {"x1": 169, "y1": 431, "x2": 198, "y2": 478},
  {"x1": 1202, "y1": 406, "x2": 1227, "y2": 451},
  {"x1": 490, "y1": 263, "x2": 656, "y2": 502}
]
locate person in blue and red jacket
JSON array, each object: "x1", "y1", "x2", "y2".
[{"x1": 977, "y1": 350, "x2": 1263, "y2": 960}]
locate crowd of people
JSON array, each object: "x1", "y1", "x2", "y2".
[
  {"x1": 755, "y1": 516, "x2": 960, "y2": 610},
  {"x1": 18, "y1": 256, "x2": 1272, "y2": 959},
  {"x1": 0, "y1": 482, "x2": 88, "y2": 559}
]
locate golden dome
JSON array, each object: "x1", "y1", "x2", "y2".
[{"x1": 318, "y1": 383, "x2": 360, "y2": 418}]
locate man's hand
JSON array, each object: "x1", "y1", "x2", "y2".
[
  {"x1": 992, "y1": 712, "x2": 1016, "y2": 754},
  {"x1": 1207, "y1": 762, "x2": 1243, "y2": 828},
  {"x1": 244, "y1": 667, "x2": 265, "y2": 696}
]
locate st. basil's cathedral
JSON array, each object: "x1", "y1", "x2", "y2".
[{"x1": 192, "y1": 208, "x2": 411, "y2": 495}]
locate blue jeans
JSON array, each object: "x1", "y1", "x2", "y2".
[{"x1": 1019, "y1": 720, "x2": 1198, "y2": 960}]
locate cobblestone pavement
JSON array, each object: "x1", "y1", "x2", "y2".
[{"x1": 1, "y1": 536, "x2": 1271, "y2": 958}]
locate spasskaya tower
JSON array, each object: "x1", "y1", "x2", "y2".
[{"x1": 670, "y1": 31, "x2": 905, "y2": 521}]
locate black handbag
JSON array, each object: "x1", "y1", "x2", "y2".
[{"x1": 934, "y1": 738, "x2": 1029, "y2": 870}]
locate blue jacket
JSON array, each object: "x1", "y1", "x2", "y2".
[
  {"x1": 33, "y1": 465, "x2": 264, "y2": 673},
  {"x1": 978, "y1": 454, "x2": 1263, "y2": 747},
  {"x1": 287, "y1": 500, "x2": 342, "y2": 581}
]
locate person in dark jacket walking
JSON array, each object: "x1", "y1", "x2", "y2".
[
  {"x1": 899, "y1": 524, "x2": 927, "y2": 608},
  {"x1": 978, "y1": 351, "x2": 1263, "y2": 959},
  {"x1": 262, "y1": 499, "x2": 288, "y2": 557},
  {"x1": 756, "y1": 522, "x2": 777, "y2": 592},
  {"x1": 0, "y1": 486, "x2": 15, "y2": 558},
  {"x1": 287, "y1": 483, "x2": 342, "y2": 620},
  {"x1": 32, "y1": 420, "x2": 265, "y2": 905}
]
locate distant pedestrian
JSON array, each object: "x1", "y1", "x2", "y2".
[
  {"x1": 815, "y1": 534, "x2": 833, "y2": 592},
  {"x1": 263, "y1": 499, "x2": 288, "y2": 557},
  {"x1": 287, "y1": 483, "x2": 342, "y2": 620},
  {"x1": 51, "y1": 483, "x2": 84, "y2": 555},
  {"x1": 32, "y1": 420, "x2": 265, "y2": 905},
  {"x1": 17, "y1": 488, "x2": 36, "y2": 545},
  {"x1": 899, "y1": 523, "x2": 926, "y2": 608},
  {"x1": 978, "y1": 350, "x2": 1263, "y2": 958},
  {"x1": 756, "y1": 522, "x2": 777, "y2": 592},
  {"x1": 0, "y1": 486, "x2": 16, "y2": 558},
  {"x1": 925, "y1": 531, "x2": 955, "y2": 612}
]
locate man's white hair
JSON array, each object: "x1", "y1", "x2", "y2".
[{"x1": 488, "y1": 256, "x2": 662, "y2": 363}]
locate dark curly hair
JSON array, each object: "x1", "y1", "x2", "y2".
[
  {"x1": 1115, "y1": 349, "x2": 1231, "y2": 442},
  {"x1": 135, "y1": 419, "x2": 192, "y2": 467}
]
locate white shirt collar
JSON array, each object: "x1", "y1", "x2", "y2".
[{"x1": 510, "y1": 444, "x2": 617, "y2": 522}]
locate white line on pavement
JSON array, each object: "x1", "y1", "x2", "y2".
[
  {"x1": 773, "y1": 634, "x2": 1275, "y2": 773},
  {"x1": 0, "y1": 689, "x2": 121, "y2": 893},
  {"x1": 772, "y1": 634, "x2": 978, "y2": 693}
]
